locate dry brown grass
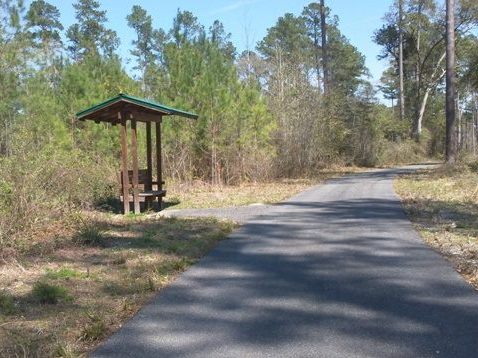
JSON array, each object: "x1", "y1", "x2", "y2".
[
  {"x1": 164, "y1": 166, "x2": 362, "y2": 209},
  {"x1": 0, "y1": 167, "x2": 364, "y2": 356},
  {"x1": 395, "y1": 162, "x2": 478, "y2": 289},
  {"x1": 0, "y1": 213, "x2": 236, "y2": 357}
]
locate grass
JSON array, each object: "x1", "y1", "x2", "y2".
[
  {"x1": 0, "y1": 169, "x2": 363, "y2": 356},
  {"x1": 73, "y1": 222, "x2": 106, "y2": 247},
  {"x1": 395, "y1": 162, "x2": 478, "y2": 289},
  {"x1": 164, "y1": 167, "x2": 362, "y2": 210},
  {"x1": 31, "y1": 282, "x2": 72, "y2": 304},
  {"x1": 0, "y1": 292, "x2": 15, "y2": 315},
  {"x1": 44, "y1": 267, "x2": 85, "y2": 280},
  {"x1": 0, "y1": 214, "x2": 236, "y2": 357},
  {"x1": 79, "y1": 312, "x2": 107, "y2": 342}
]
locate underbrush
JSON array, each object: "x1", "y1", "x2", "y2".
[
  {"x1": 0, "y1": 214, "x2": 235, "y2": 357},
  {"x1": 0, "y1": 147, "x2": 117, "y2": 257},
  {"x1": 378, "y1": 137, "x2": 433, "y2": 166},
  {"x1": 0, "y1": 142, "x2": 363, "y2": 356},
  {"x1": 395, "y1": 158, "x2": 478, "y2": 288},
  {"x1": 32, "y1": 282, "x2": 72, "y2": 304},
  {"x1": 164, "y1": 166, "x2": 362, "y2": 210}
]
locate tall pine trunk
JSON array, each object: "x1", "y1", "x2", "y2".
[
  {"x1": 413, "y1": 2, "x2": 422, "y2": 141},
  {"x1": 446, "y1": 0, "x2": 457, "y2": 163},
  {"x1": 398, "y1": 0, "x2": 405, "y2": 121},
  {"x1": 320, "y1": 0, "x2": 329, "y2": 94}
]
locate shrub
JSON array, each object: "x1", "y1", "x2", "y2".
[
  {"x1": 458, "y1": 152, "x2": 478, "y2": 173},
  {"x1": 0, "y1": 147, "x2": 117, "y2": 254},
  {"x1": 147, "y1": 276, "x2": 156, "y2": 292},
  {"x1": 53, "y1": 342, "x2": 77, "y2": 358},
  {"x1": 32, "y1": 282, "x2": 72, "y2": 304},
  {"x1": 0, "y1": 291, "x2": 16, "y2": 315},
  {"x1": 80, "y1": 312, "x2": 107, "y2": 342},
  {"x1": 377, "y1": 138, "x2": 431, "y2": 166},
  {"x1": 73, "y1": 223, "x2": 105, "y2": 247},
  {"x1": 80, "y1": 320, "x2": 107, "y2": 342},
  {"x1": 469, "y1": 160, "x2": 478, "y2": 173}
]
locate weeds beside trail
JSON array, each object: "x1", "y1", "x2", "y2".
[
  {"x1": 0, "y1": 214, "x2": 236, "y2": 357},
  {"x1": 0, "y1": 166, "x2": 360, "y2": 356},
  {"x1": 164, "y1": 166, "x2": 363, "y2": 210},
  {"x1": 395, "y1": 161, "x2": 478, "y2": 289}
]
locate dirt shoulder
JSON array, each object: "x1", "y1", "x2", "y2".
[
  {"x1": 163, "y1": 166, "x2": 363, "y2": 210},
  {"x1": 0, "y1": 167, "x2": 364, "y2": 357},
  {"x1": 394, "y1": 163, "x2": 478, "y2": 289},
  {"x1": 0, "y1": 171, "x2": 347, "y2": 357},
  {"x1": 0, "y1": 214, "x2": 236, "y2": 357}
]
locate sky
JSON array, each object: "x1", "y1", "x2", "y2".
[{"x1": 44, "y1": 0, "x2": 393, "y2": 90}]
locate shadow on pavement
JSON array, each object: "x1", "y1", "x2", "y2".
[{"x1": 93, "y1": 164, "x2": 478, "y2": 358}]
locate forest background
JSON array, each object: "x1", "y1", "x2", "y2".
[{"x1": 1, "y1": 0, "x2": 477, "y2": 249}]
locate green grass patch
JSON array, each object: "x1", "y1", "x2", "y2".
[
  {"x1": 73, "y1": 222, "x2": 106, "y2": 246},
  {"x1": 156, "y1": 258, "x2": 195, "y2": 276},
  {"x1": 44, "y1": 267, "x2": 85, "y2": 280},
  {"x1": 31, "y1": 281, "x2": 73, "y2": 304},
  {"x1": 0, "y1": 291, "x2": 16, "y2": 315}
]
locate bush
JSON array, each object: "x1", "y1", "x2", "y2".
[
  {"x1": 458, "y1": 152, "x2": 478, "y2": 173},
  {"x1": 0, "y1": 291, "x2": 16, "y2": 315},
  {"x1": 378, "y1": 138, "x2": 431, "y2": 166},
  {"x1": 80, "y1": 312, "x2": 107, "y2": 342},
  {"x1": 53, "y1": 342, "x2": 77, "y2": 358},
  {"x1": 469, "y1": 160, "x2": 478, "y2": 173},
  {"x1": 0, "y1": 146, "x2": 117, "y2": 254},
  {"x1": 73, "y1": 222, "x2": 105, "y2": 247},
  {"x1": 32, "y1": 281, "x2": 72, "y2": 304},
  {"x1": 80, "y1": 320, "x2": 107, "y2": 342}
]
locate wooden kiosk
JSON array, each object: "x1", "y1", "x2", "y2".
[{"x1": 76, "y1": 93, "x2": 198, "y2": 214}]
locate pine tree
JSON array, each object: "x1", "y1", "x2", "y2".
[
  {"x1": 66, "y1": 0, "x2": 119, "y2": 60},
  {"x1": 446, "y1": 0, "x2": 457, "y2": 162},
  {"x1": 126, "y1": 5, "x2": 165, "y2": 94}
]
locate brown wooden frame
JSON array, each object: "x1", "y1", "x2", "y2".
[
  {"x1": 118, "y1": 113, "x2": 166, "y2": 214},
  {"x1": 76, "y1": 94, "x2": 197, "y2": 215}
]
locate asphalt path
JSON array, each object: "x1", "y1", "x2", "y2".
[{"x1": 92, "y1": 166, "x2": 478, "y2": 358}]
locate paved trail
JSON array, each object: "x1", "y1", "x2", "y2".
[{"x1": 93, "y1": 166, "x2": 478, "y2": 358}]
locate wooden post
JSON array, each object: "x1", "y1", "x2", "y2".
[
  {"x1": 145, "y1": 121, "x2": 153, "y2": 209},
  {"x1": 119, "y1": 112, "x2": 130, "y2": 215},
  {"x1": 155, "y1": 117, "x2": 163, "y2": 209},
  {"x1": 130, "y1": 115, "x2": 140, "y2": 214}
]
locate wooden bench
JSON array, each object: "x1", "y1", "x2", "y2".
[{"x1": 119, "y1": 169, "x2": 166, "y2": 202}]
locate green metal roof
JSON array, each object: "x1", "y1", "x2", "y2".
[{"x1": 76, "y1": 93, "x2": 198, "y2": 120}]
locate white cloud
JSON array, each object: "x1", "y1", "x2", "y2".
[{"x1": 210, "y1": 0, "x2": 259, "y2": 15}]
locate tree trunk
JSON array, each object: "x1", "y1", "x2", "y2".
[
  {"x1": 413, "y1": 2, "x2": 422, "y2": 140},
  {"x1": 472, "y1": 94, "x2": 478, "y2": 155},
  {"x1": 310, "y1": 14, "x2": 322, "y2": 94},
  {"x1": 445, "y1": 0, "x2": 457, "y2": 163},
  {"x1": 320, "y1": 0, "x2": 329, "y2": 94},
  {"x1": 398, "y1": 0, "x2": 405, "y2": 121},
  {"x1": 457, "y1": 92, "x2": 462, "y2": 150},
  {"x1": 414, "y1": 52, "x2": 446, "y2": 141},
  {"x1": 416, "y1": 89, "x2": 429, "y2": 140}
]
